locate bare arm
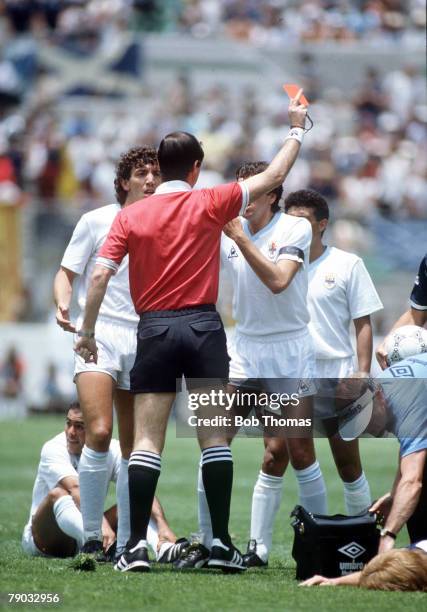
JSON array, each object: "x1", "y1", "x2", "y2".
[
  {"x1": 223, "y1": 218, "x2": 300, "y2": 294},
  {"x1": 54, "y1": 267, "x2": 77, "y2": 332},
  {"x1": 378, "y1": 450, "x2": 426, "y2": 553},
  {"x1": 74, "y1": 265, "x2": 114, "y2": 363},
  {"x1": 242, "y1": 90, "x2": 307, "y2": 202},
  {"x1": 59, "y1": 475, "x2": 81, "y2": 508},
  {"x1": 353, "y1": 315, "x2": 373, "y2": 374},
  {"x1": 300, "y1": 572, "x2": 361, "y2": 587},
  {"x1": 376, "y1": 308, "x2": 427, "y2": 369}
]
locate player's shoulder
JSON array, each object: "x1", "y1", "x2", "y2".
[
  {"x1": 418, "y1": 253, "x2": 427, "y2": 272},
  {"x1": 41, "y1": 432, "x2": 67, "y2": 458},
  {"x1": 327, "y1": 247, "x2": 361, "y2": 265},
  {"x1": 380, "y1": 353, "x2": 427, "y2": 379},
  {"x1": 81, "y1": 203, "x2": 120, "y2": 225}
]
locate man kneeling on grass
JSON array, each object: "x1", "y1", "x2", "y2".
[{"x1": 22, "y1": 402, "x2": 182, "y2": 561}]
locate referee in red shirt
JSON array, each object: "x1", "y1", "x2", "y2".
[{"x1": 75, "y1": 91, "x2": 308, "y2": 573}]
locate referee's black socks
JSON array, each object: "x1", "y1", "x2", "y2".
[
  {"x1": 201, "y1": 446, "x2": 233, "y2": 546},
  {"x1": 128, "y1": 450, "x2": 161, "y2": 547}
]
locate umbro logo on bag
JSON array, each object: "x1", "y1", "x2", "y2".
[
  {"x1": 228, "y1": 246, "x2": 238, "y2": 259},
  {"x1": 338, "y1": 542, "x2": 366, "y2": 560}
]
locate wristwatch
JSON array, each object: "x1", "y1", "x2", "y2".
[
  {"x1": 380, "y1": 528, "x2": 396, "y2": 539},
  {"x1": 77, "y1": 330, "x2": 95, "y2": 338}
]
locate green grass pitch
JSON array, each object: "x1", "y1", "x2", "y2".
[{"x1": 0, "y1": 417, "x2": 425, "y2": 612}]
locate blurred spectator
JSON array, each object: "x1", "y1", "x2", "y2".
[
  {"x1": 0, "y1": 346, "x2": 24, "y2": 398},
  {"x1": 42, "y1": 361, "x2": 71, "y2": 411}
]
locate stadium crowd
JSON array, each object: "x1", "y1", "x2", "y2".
[
  {"x1": 0, "y1": 1, "x2": 425, "y2": 323},
  {"x1": 1, "y1": 65, "x2": 425, "y2": 220},
  {"x1": 0, "y1": 1, "x2": 425, "y2": 45}
]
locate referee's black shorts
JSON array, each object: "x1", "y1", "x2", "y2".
[{"x1": 130, "y1": 305, "x2": 230, "y2": 393}]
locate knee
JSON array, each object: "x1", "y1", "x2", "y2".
[
  {"x1": 262, "y1": 442, "x2": 288, "y2": 476},
  {"x1": 86, "y1": 422, "x2": 112, "y2": 450},
  {"x1": 288, "y1": 442, "x2": 315, "y2": 471},
  {"x1": 48, "y1": 487, "x2": 68, "y2": 504}
]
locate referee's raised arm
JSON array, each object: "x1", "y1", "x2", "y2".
[{"x1": 242, "y1": 89, "x2": 308, "y2": 202}]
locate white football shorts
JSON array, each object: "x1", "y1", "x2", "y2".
[
  {"x1": 74, "y1": 317, "x2": 137, "y2": 390},
  {"x1": 21, "y1": 522, "x2": 45, "y2": 557},
  {"x1": 228, "y1": 328, "x2": 317, "y2": 397},
  {"x1": 314, "y1": 356, "x2": 355, "y2": 420}
]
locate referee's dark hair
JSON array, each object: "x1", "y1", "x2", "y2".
[
  {"x1": 158, "y1": 131, "x2": 204, "y2": 182},
  {"x1": 236, "y1": 161, "x2": 282, "y2": 213},
  {"x1": 284, "y1": 189, "x2": 330, "y2": 221}
]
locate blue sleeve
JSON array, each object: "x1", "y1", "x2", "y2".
[
  {"x1": 410, "y1": 255, "x2": 427, "y2": 310},
  {"x1": 400, "y1": 438, "x2": 427, "y2": 458}
]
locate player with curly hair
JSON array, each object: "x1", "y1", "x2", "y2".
[{"x1": 54, "y1": 146, "x2": 187, "y2": 563}]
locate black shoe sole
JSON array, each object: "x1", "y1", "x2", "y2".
[
  {"x1": 114, "y1": 560, "x2": 150, "y2": 573},
  {"x1": 207, "y1": 559, "x2": 246, "y2": 573},
  {"x1": 173, "y1": 559, "x2": 209, "y2": 570}
]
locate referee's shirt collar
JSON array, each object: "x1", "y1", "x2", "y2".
[{"x1": 155, "y1": 180, "x2": 192, "y2": 194}]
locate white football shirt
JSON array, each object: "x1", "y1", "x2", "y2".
[
  {"x1": 26, "y1": 432, "x2": 121, "y2": 523},
  {"x1": 308, "y1": 246, "x2": 383, "y2": 359},
  {"x1": 221, "y1": 212, "x2": 312, "y2": 336},
  {"x1": 61, "y1": 204, "x2": 138, "y2": 325}
]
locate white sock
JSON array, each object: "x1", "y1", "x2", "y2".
[
  {"x1": 147, "y1": 519, "x2": 159, "y2": 554},
  {"x1": 53, "y1": 495, "x2": 84, "y2": 549},
  {"x1": 197, "y1": 463, "x2": 213, "y2": 549},
  {"x1": 116, "y1": 458, "x2": 130, "y2": 551},
  {"x1": 294, "y1": 461, "x2": 328, "y2": 514},
  {"x1": 249, "y1": 471, "x2": 284, "y2": 562},
  {"x1": 343, "y1": 472, "x2": 371, "y2": 515},
  {"x1": 78, "y1": 445, "x2": 109, "y2": 542}
]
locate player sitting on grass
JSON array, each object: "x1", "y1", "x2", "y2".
[{"x1": 22, "y1": 402, "x2": 182, "y2": 561}]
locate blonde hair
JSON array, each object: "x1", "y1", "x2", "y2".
[{"x1": 360, "y1": 549, "x2": 427, "y2": 591}]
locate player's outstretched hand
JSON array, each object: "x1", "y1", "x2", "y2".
[
  {"x1": 375, "y1": 340, "x2": 389, "y2": 370},
  {"x1": 56, "y1": 304, "x2": 76, "y2": 333},
  {"x1": 223, "y1": 217, "x2": 245, "y2": 241},
  {"x1": 74, "y1": 336, "x2": 98, "y2": 363},
  {"x1": 299, "y1": 575, "x2": 337, "y2": 587},
  {"x1": 288, "y1": 88, "x2": 308, "y2": 129}
]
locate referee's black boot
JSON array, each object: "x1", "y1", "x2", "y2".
[
  {"x1": 207, "y1": 538, "x2": 246, "y2": 573},
  {"x1": 114, "y1": 541, "x2": 150, "y2": 573}
]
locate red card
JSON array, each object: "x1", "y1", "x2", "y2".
[{"x1": 283, "y1": 84, "x2": 309, "y2": 106}]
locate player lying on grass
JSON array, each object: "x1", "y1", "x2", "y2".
[
  {"x1": 301, "y1": 545, "x2": 427, "y2": 590},
  {"x1": 22, "y1": 402, "x2": 183, "y2": 561},
  {"x1": 376, "y1": 253, "x2": 427, "y2": 369},
  {"x1": 54, "y1": 146, "x2": 187, "y2": 562}
]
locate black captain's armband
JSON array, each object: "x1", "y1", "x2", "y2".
[{"x1": 277, "y1": 246, "x2": 304, "y2": 261}]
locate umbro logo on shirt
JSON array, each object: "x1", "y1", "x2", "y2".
[{"x1": 228, "y1": 246, "x2": 238, "y2": 259}]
